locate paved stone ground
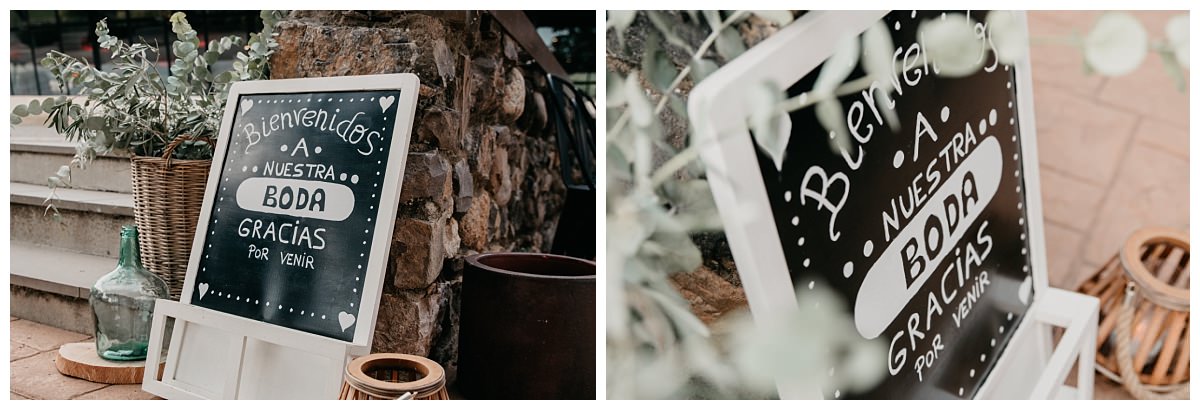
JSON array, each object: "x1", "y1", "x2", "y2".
[
  {"x1": 1028, "y1": 11, "x2": 1190, "y2": 291},
  {"x1": 1025, "y1": 10, "x2": 1189, "y2": 401},
  {"x1": 9, "y1": 317, "x2": 159, "y2": 400}
]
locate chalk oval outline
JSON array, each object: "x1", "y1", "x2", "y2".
[
  {"x1": 236, "y1": 177, "x2": 355, "y2": 221},
  {"x1": 853, "y1": 136, "x2": 1003, "y2": 339}
]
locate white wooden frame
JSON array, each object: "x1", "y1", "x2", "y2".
[
  {"x1": 142, "y1": 300, "x2": 352, "y2": 399},
  {"x1": 975, "y1": 288, "x2": 1098, "y2": 400},
  {"x1": 143, "y1": 74, "x2": 420, "y2": 399},
  {"x1": 689, "y1": 11, "x2": 1098, "y2": 399}
]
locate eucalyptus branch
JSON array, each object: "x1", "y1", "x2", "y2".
[
  {"x1": 611, "y1": 10, "x2": 750, "y2": 140},
  {"x1": 693, "y1": 10, "x2": 748, "y2": 60},
  {"x1": 649, "y1": 146, "x2": 700, "y2": 188},
  {"x1": 776, "y1": 74, "x2": 878, "y2": 113}
]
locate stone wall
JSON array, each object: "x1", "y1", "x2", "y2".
[{"x1": 271, "y1": 10, "x2": 567, "y2": 377}]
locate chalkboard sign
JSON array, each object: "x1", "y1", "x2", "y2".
[
  {"x1": 692, "y1": 11, "x2": 1041, "y2": 399},
  {"x1": 181, "y1": 74, "x2": 419, "y2": 344}
]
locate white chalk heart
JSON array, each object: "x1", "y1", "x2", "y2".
[
  {"x1": 198, "y1": 283, "x2": 209, "y2": 300},
  {"x1": 338, "y1": 312, "x2": 356, "y2": 331},
  {"x1": 1018, "y1": 276, "x2": 1032, "y2": 305},
  {"x1": 241, "y1": 99, "x2": 254, "y2": 114},
  {"x1": 378, "y1": 95, "x2": 395, "y2": 113}
]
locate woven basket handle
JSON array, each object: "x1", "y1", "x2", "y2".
[
  {"x1": 160, "y1": 135, "x2": 216, "y2": 168},
  {"x1": 1116, "y1": 283, "x2": 1189, "y2": 400}
]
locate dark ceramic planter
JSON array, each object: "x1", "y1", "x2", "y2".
[{"x1": 456, "y1": 252, "x2": 595, "y2": 399}]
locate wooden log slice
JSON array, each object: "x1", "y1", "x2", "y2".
[{"x1": 54, "y1": 342, "x2": 164, "y2": 385}]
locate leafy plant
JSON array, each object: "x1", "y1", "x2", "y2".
[{"x1": 11, "y1": 11, "x2": 284, "y2": 189}]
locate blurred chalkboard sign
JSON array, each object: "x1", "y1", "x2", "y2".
[
  {"x1": 691, "y1": 11, "x2": 1041, "y2": 399},
  {"x1": 182, "y1": 74, "x2": 419, "y2": 344}
]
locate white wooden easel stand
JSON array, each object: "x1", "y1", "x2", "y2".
[
  {"x1": 141, "y1": 300, "x2": 367, "y2": 399},
  {"x1": 976, "y1": 288, "x2": 1099, "y2": 399}
]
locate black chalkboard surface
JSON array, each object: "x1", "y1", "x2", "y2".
[
  {"x1": 748, "y1": 11, "x2": 1034, "y2": 398},
  {"x1": 188, "y1": 85, "x2": 411, "y2": 342}
]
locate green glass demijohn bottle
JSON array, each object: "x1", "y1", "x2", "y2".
[{"x1": 89, "y1": 225, "x2": 170, "y2": 361}]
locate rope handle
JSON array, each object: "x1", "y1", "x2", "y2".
[
  {"x1": 1116, "y1": 283, "x2": 1190, "y2": 400},
  {"x1": 160, "y1": 135, "x2": 216, "y2": 168}
]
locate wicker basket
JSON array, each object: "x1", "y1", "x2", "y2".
[
  {"x1": 1076, "y1": 227, "x2": 1189, "y2": 399},
  {"x1": 130, "y1": 136, "x2": 213, "y2": 299},
  {"x1": 338, "y1": 353, "x2": 449, "y2": 400}
]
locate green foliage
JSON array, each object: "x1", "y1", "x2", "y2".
[
  {"x1": 11, "y1": 11, "x2": 284, "y2": 176},
  {"x1": 10, "y1": 11, "x2": 283, "y2": 219}
]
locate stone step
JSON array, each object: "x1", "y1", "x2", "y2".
[
  {"x1": 10, "y1": 241, "x2": 113, "y2": 299},
  {"x1": 10, "y1": 125, "x2": 132, "y2": 193},
  {"x1": 10, "y1": 241, "x2": 114, "y2": 334},
  {"x1": 11, "y1": 182, "x2": 134, "y2": 258}
]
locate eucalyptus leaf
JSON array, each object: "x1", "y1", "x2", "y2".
[
  {"x1": 860, "y1": 20, "x2": 899, "y2": 132},
  {"x1": 85, "y1": 116, "x2": 107, "y2": 131},
  {"x1": 1083, "y1": 12, "x2": 1147, "y2": 76},
  {"x1": 817, "y1": 98, "x2": 851, "y2": 155},
  {"x1": 624, "y1": 71, "x2": 655, "y2": 128},
  {"x1": 688, "y1": 58, "x2": 718, "y2": 83},
  {"x1": 752, "y1": 10, "x2": 794, "y2": 27},
  {"x1": 640, "y1": 232, "x2": 702, "y2": 274},
  {"x1": 174, "y1": 41, "x2": 196, "y2": 57},
  {"x1": 639, "y1": 213, "x2": 702, "y2": 275},
  {"x1": 214, "y1": 71, "x2": 234, "y2": 83},
  {"x1": 11, "y1": 114, "x2": 22, "y2": 125},
  {"x1": 643, "y1": 38, "x2": 678, "y2": 92},
  {"x1": 666, "y1": 94, "x2": 688, "y2": 121},
  {"x1": 810, "y1": 36, "x2": 857, "y2": 146},
  {"x1": 27, "y1": 99, "x2": 42, "y2": 115},
  {"x1": 715, "y1": 26, "x2": 747, "y2": 61},
  {"x1": 646, "y1": 12, "x2": 692, "y2": 53},
  {"x1": 986, "y1": 11, "x2": 1028, "y2": 65},
  {"x1": 664, "y1": 179, "x2": 721, "y2": 232},
  {"x1": 747, "y1": 80, "x2": 790, "y2": 171},
  {"x1": 1160, "y1": 49, "x2": 1187, "y2": 91},
  {"x1": 813, "y1": 35, "x2": 860, "y2": 94},
  {"x1": 838, "y1": 333, "x2": 888, "y2": 392},
  {"x1": 702, "y1": 10, "x2": 722, "y2": 31},
  {"x1": 1165, "y1": 14, "x2": 1188, "y2": 68},
  {"x1": 608, "y1": 197, "x2": 654, "y2": 257},
  {"x1": 13, "y1": 105, "x2": 28, "y2": 117},
  {"x1": 608, "y1": 10, "x2": 637, "y2": 31},
  {"x1": 919, "y1": 13, "x2": 985, "y2": 77},
  {"x1": 644, "y1": 287, "x2": 710, "y2": 338}
]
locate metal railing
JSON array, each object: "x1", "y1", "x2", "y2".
[{"x1": 9, "y1": 10, "x2": 261, "y2": 95}]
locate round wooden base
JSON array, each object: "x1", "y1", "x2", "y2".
[{"x1": 54, "y1": 342, "x2": 163, "y2": 385}]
